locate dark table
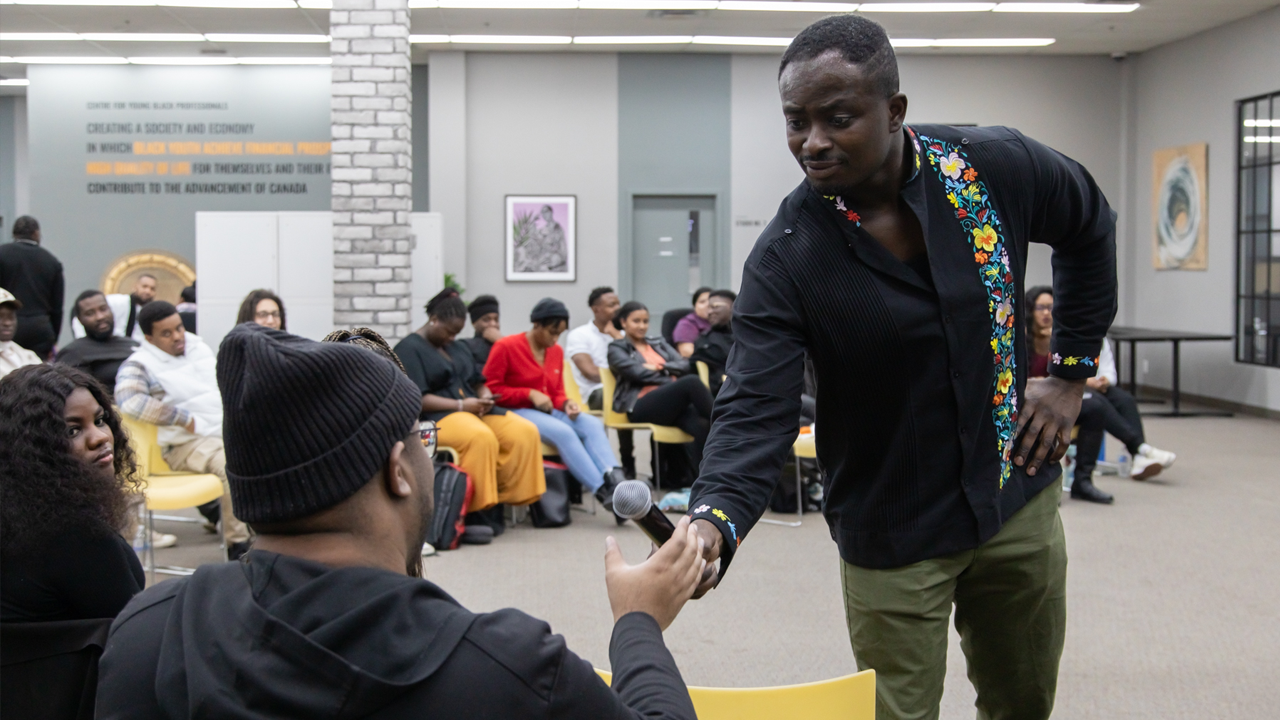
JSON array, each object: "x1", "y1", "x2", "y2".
[{"x1": 1107, "y1": 326, "x2": 1234, "y2": 417}]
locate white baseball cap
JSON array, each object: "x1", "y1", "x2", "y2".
[{"x1": 0, "y1": 288, "x2": 22, "y2": 309}]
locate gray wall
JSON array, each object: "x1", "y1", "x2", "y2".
[
  {"x1": 25, "y1": 65, "x2": 330, "y2": 344},
  {"x1": 0, "y1": 96, "x2": 29, "y2": 238},
  {"x1": 464, "y1": 53, "x2": 619, "y2": 332},
  {"x1": 411, "y1": 63, "x2": 430, "y2": 215},
  {"x1": 1124, "y1": 6, "x2": 1280, "y2": 410},
  {"x1": 618, "y1": 54, "x2": 732, "y2": 302}
]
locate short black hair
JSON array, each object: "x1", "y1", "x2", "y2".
[
  {"x1": 426, "y1": 288, "x2": 467, "y2": 322},
  {"x1": 11, "y1": 216, "x2": 39, "y2": 240},
  {"x1": 138, "y1": 301, "x2": 179, "y2": 336},
  {"x1": 138, "y1": 273, "x2": 157, "y2": 282},
  {"x1": 180, "y1": 284, "x2": 196, "y2": 303},
  {"x1": 588, "y1": 286, "x2": 615, "y2": 307},
  {"x1": 779, "y1": 14, "x2": 899, "y2": 98},
  {"x1": 709, "y1": 289, "x2": 737, "y2": 302},
  {"x1": 613, "y1": 301, "x2": 648, "y2": 331},
  {"x1": 691, "y1": 287, "x2": 713, "y2": 306},
  {"x1": 72, "y1": 289, "x2": 106, "y2": 320}
]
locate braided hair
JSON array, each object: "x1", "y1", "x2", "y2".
[
  {"x1": 425, "y1": 288, "x2": 467, "y2": 323},
  {"x1": 0, "y1": 365, "x2": 142, "y2": 556},
  {"x1": 322, "y1": 327, "x2": 407, "y2": 373}
]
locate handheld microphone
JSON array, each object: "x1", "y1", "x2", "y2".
[{"x1": 611, "y1": 480, "x2": 676, "y2": 546}]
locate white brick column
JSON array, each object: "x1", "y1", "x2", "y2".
[{"x1": 330, "y1": 0, "x2": 413, "y2": 341}]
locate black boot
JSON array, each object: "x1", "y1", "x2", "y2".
[
  {"x1": 1071, "y1": 477, "x2": 1114, "y2": 504},
  {"x1": 595, "y1": 468, "x2": 627, "y2": 522}
]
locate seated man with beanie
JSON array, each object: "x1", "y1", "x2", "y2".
[
  {"x1": 95, "y1": 323, "x2": 704, "y2": 719},
  {"x1": 462, "y1": 294, "x2": 501, "y2": 378}
]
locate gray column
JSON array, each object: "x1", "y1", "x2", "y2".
[{"x1": 330, "y1": 0, "x2": 412, "y2": 342}]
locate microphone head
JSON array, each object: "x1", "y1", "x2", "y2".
[{"x1": 611, "y1": 480, "x2": 654, "y2": 520}]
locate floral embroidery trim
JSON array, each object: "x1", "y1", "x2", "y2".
[
  {"x1": 1052, "y1": 354, "x2": 1098, "y2": 367},
  {"x1": 692, "y1": 505, "x2": 739, "y2": 546},
  {"x1": 919, "y1": 132, "x2": 1019, "y2": 489},
  {"x1": 822, "y1": 128, "x2": 923, "y2": 228}
]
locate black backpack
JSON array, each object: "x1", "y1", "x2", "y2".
[{"x1": 429, "y1": 461, "x2": 473, "y2": 550}]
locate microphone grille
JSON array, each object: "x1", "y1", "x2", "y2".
[{"x1": 611, "y1": 480, "x2": 653, "y2": 520}]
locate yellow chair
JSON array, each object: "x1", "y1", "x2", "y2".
[
  {"x1": 122, "y1": 417, "x2": 225, "y2": 581},
  {"x1": 562, "y1": 360, "x2": 602, "y2": 416},
  {"x1": 762, "y1": 432, "x2": 816, "y2": 528},
  {"x1": 599, "y1": 367, "x2": 693, "y2": 489},
  {"x1": 594, "y1": 668, "x2": 875, "y2": 720},
  {"x1": 695, "y1": 360, "x2": 711, "y2": 389}
]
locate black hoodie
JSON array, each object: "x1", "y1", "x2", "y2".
[{"x1": 96, "y1": 551, "x2": 696, "y2": 719}]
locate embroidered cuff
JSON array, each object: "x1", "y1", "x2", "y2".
[
  {"x1": 688, "y1": 502, "x2": 741, "y2": 574},
  {"x1": 1047, "y1": 345, "x2": 1101, "y2": 380}
]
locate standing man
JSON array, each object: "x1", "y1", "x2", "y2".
[
  {"x1": 687, "y1": 15, "x2": 1116, "y2": 720},
  {"x1": 0, "y1": 216, "x2": 64, "y2": 359},
  {"x1": 115, "y1": 301, "x2": 251, "y2": 559},
  {"x1": 565, "y1": 286, "x2": 635, "y2": 477},
  {"x1": 57, "y1": 290, "x2": 139, "y2": 394},
  {"x1": 461, "y1": 294, "x2": 501, "y2": 378}
]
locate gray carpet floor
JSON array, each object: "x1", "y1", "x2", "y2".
[{"x1": 149, "y1": 414, "x2": 1280, "y2": 718}]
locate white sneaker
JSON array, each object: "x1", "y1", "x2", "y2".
[
  {"x1": 421, "y1": 542, "x2": 437, "y2": 557},
  {"x1": 1139, "y1": 443, "x2": 1177, "y2": 468},
  {"x1": 151, "y1": 530, "x2": 178, "y2": 549}
]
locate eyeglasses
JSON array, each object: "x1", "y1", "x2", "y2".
[
  {"x1": 419, "y1": 420, "x2": 438, "y2": 459},
  {"x1": 1034, "y1": 304, "x2": 1054, "y2": 313},
  {"x1": 255, "y1": 310, "x2": 282, "y2": 320}
]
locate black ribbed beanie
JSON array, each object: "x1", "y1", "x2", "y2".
[{"x1": 216, "y1": 323, "x2": 422, "y2": 524}]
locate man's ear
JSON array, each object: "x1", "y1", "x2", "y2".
[
  {"x1": 888, "y1": 93, "x2": 908, "y2": 133},
  {"x1": 382, "y1": 441, "x2": 414, "y2": 499}
]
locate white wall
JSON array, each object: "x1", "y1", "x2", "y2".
[
  {"x1": 1125, "y1": 6, "x2": 1280, "y2": 411},
  {"x1": 464, "y1": 53, "x2": 619, "y2": 331}
]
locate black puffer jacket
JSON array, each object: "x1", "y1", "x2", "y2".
[{"x1": 607, "y1": 337, "x2": 690, "y2": 414}]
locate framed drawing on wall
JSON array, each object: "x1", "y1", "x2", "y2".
[
  {"x1": 506, "y1": 195, "x2": 576, "y2": 282},
  {"x1": 1152, "y1": 143, "x2": 1209, "y2": 270}
]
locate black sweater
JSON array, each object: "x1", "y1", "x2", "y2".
[
  {"x1": 1, "y1": 529, "x2": 144, "y2": 622},
  {"x1": 0, "y1": 240, "x2": 64, "y2": 357},
  {"x1": 96, "y1": 550, "x2": 696, "y2": 720},
  {"x1": 690, "y1": 124, "x2": 1116, "y2": 573}
]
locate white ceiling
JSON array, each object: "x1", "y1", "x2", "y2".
[{"x1": 0, "y1": 0, "x2": 1276, "y2": 81}]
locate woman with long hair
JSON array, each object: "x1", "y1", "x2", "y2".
[
  {"x1": 236, "y1": 289, "x2": 286, "y2": 331},
  {"x1": 607, "y1": 301, "x2": 713, "y2": 469},
  {"x1": 0, "y1": 364, "x2": 146, "y2": 621}
]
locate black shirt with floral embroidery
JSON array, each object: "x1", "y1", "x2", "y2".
[{"x1": 690, "y1": 124, "x2": 1116, "y2": 572}]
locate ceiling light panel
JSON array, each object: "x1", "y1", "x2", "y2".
[
  {"x1": 692, "y1": 35, "x2": 792, "y2": 45},
  {"x1": 573, "y1": 35, "x2": 695, "y2": 43},
  {"x1": 928, "y1": 36, "x2": 1054, "y2": 45},
  {"x1": 717, "y1": 1, "x2": 858, "y2": 10},
  {"x1": 156, "y1": 0, "x2": 299, "y2": 7},
  {"x1": 447, "y1": 34, "x2": 573, "y2": 42},
  {"x1": 858, "y1": 3, "x2": 995, "y2": 11},
  {"x1": 993, "y1": 3, "x2": 1139, "y2": 11},
  {"x1": 12, "y1": 56, "x2": 130, "y2": 63},
  {"x1": 580, "y1": 0, "x2": 718, "y2": 8},
  {"x1": 81, "y1": 33, "x2": 206, "y2": 41},
  {"x1": 0, "y1": 78, "x2": 31, "y2": 85},
  {"x1": 205, "y1": 33, "x2": 330, "y2": 42},
  {"x1": 296, "y1": 0, "x2": 331, "y2": 6},
  {"x1": 0, "y1": 33, "x2": 82, "y2": 41}
]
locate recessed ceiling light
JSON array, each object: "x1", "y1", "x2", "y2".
[
  {"x1": 0, "y1": 0, "x2": 154, "y2": 5},
  {"x1": 156, "y1": 0, "x2": 298, "y2": 7},
  {"x1": 1244, "y1": 119, "x2": 1279, "y2": 128},
  {"x1": 993, "y1": 2, "x2": 1139, "y2": 11},
  {"x1": 12, "y1": 56, "x2": 131, "y2": 63},
  {"x1": 81, "y1": 33, "x2": 207, "y2": 41},
  {"x1": 928, "y1": 37, "x2": 1054, "y2": 45},
  {"x1": 0, "y1": 33, "x2": 83, "y2": 41},
  {"x1": 447, "y1": 34, "x2": 573, "y2": 43},
  {"x1": 236, "y1": 56, "x2": 332, "y2": 63},
  {"x1": 296, "y1": 0, "x2": 331, "y2": 6},
  {"x1": 409, "y1": 35, "x2": 452, "y2": 43},
  {"x1": 128, "y1": 56, "x2": 239, "y2": 63},
  {"x1": 581, "y1": 0, "x2": 718, "y2": 7},
  {"x1": 0, "y1": 78, "x2": 31, "y2": 85},
  {"x1": 205, "y1": 34, "x2": 330, "y2": 42},
  {"x1": 692, "y1": 35, "x2": 793, "y2": 45},
  {"x1": 434, "y1": 0, "x2": 577, "y2": 7},
  {"x1": 718, "y1": 1, "x2": 858, "y2": 10},
  {"x1": 573, "y1": 35, "x2": 695, "y2": 43},
  {"x1": 859, "y1": 2, "x2": 995, "y2": 11}
]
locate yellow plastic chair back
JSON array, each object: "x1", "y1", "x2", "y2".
[
  {"x1": 120, "y1": 416, "x2": 222, "y2": 511},
  {"x1": 598, "y1": 367, "x2": 692, "y2": 444},
  {"x1": 695, "y1": 360, "x2": 710, "y2": 389},
  {"x1": 594, "y1": 668, "x2": 875, "y2": 720},
  {"x1": 121, "y1": 415, "x2": 178, "y2": 475}
]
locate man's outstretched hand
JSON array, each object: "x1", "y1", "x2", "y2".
[
  {"x1": 604, "y1": 516, "x2": 706, "y2": 631},
  {"x1": 689, "y1": 519, "x2": 723, "y2": 599},
  {"x1": 1014, "y1": 376, "x2": 1087, "y2": 476}
]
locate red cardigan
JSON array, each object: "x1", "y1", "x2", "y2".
[{"x1": 483, "y1": 333, "x2": 568, "y2": 411}]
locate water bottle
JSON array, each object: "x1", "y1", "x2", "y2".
[
  {"x1": 1118, "y1": 454, "x2": 1132, "y2": 478},
  {"x1": 1062, "y1": 445, "x2": 1076, "y2": 492}
]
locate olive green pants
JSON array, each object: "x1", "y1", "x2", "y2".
[{"x1": 841, "y1": 484, "x2": 1067, "y2": 720}]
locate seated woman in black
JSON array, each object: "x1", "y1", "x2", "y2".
[
  {"x1": 0, "y1": 364, "x2": 145, "y2": 622},
  {"x1": 607, "y1": 301, "x2": 714, "y2": 468}
]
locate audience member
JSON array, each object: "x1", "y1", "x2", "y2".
[
  {"x1": 608, "y1": 301, "x2": 714, "y2": 469},
  {"x1": 114, "y1": 301, "x2": 251, "y2": 556},
  {"x1": 71, "y1": 274, "x2": 158, "y2": 342},
  {"x1": 689, "y1": 289, "x2": 735, "y2": 396},
  {"x1": 392, "y1": 289, "x2": 545, "y2": 515},
  {"x1": 462, "y1": 294, "x2": 501, "y2": 377},
  {"x1": 94, "y1": 323, "x2": 702, "y2": 720},
  {"x1": 485, "y1": 297, "x2": 625, "y2": 508},
  {"x1": 671, "y1": 287, "x2": 712, "y2": 358},
  {"x1": 176, "y1": 283, "x2": 196, "y2": 333},
  {"x1": 0, "y1": 288, "x2": 42, "y2": 379},
  {"x1": 0, "y1": 216, "x2": 64, "y2": 359},
  {"x1": 566, "y1": 287, "x2": 636, "y2": 477},
  {"x1": 236, "y1": 288, "x2": 286, "y2": 331},
  {"x1": 0, "y1": 364, "x2": 144, "y2": 622},
  {"x1": 56, "y1": 290, "x2": 139, "y2": 394}
]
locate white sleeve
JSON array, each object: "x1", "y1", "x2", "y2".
[
  {"x1": 563, "y1": 326, "x2": 591, "y2": 358},
  {"x1": 1098, "y1": 339, "x2": 1118, "y2": 387}
]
